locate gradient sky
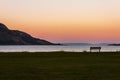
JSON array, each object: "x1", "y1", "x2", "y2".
[{"x1": 0, "y1": 0, "x2": 120, "y2": 43}]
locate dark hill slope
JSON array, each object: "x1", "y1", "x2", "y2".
[{"x1": 0, "y1": 23, "x2": 54, "y2": 45}]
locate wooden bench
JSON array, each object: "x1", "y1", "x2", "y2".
[{"x1": 90, "y1": 47, "x2": 101, "y2": 52}]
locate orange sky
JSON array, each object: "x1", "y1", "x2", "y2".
[{"x1": 0, "y1": 0, "x2": 120, "y2": 43}]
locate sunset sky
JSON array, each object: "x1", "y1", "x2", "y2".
[{"x1": 0, "y1": 0, "x2": 120, "y2": 43}]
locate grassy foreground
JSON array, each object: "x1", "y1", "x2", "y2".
[{"x1": 0, "y1": 52, "x2": 120, "y2": 80}]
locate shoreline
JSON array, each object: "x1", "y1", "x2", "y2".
[{"x1": 0, "y1": 51, "x2": 120, "y2": 53}]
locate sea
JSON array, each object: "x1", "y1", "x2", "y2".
[{"x1": 0, "y1": 43, "x2": 120, "y2": 52}]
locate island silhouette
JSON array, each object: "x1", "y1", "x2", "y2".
[{"x1": 0, "y1": 23, "x2": 55, "y2": 45}]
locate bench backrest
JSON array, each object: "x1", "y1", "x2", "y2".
[{"x1": 90, "y1": 47, "x2": 101, "y2": 50}]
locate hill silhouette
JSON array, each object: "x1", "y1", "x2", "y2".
[
  {"x1": 0, "y1": 23, "x2": 55, "y2": 45},
  {"x1": 109, "y1": 44, "x2": 120, "y2": 46}
]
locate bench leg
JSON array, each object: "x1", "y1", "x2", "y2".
[
  {"x1": 90, "y1": 49, "x2": 92, "y2": 52},
  {"x1": 99, "y1": 49, "x2": 100, "y2": 52}
]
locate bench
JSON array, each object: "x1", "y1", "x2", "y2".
[{"x1": 90, "y1": 47, "x2": 101, "y2": 52}]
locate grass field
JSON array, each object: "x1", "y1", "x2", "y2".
[{"x1": 0, "y1": 52, "x2": 120, "y2": 80}]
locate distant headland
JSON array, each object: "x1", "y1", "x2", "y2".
[
  {"x1": 108, "y1": 44, "x2": 120, "y2": 46},
  {"x1": 0, "y1": 23, "x2": 57, "y2": 45}
]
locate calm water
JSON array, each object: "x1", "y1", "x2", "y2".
[{"x1": 0, "y1": 45, "x2": 120, "y2": 52}]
